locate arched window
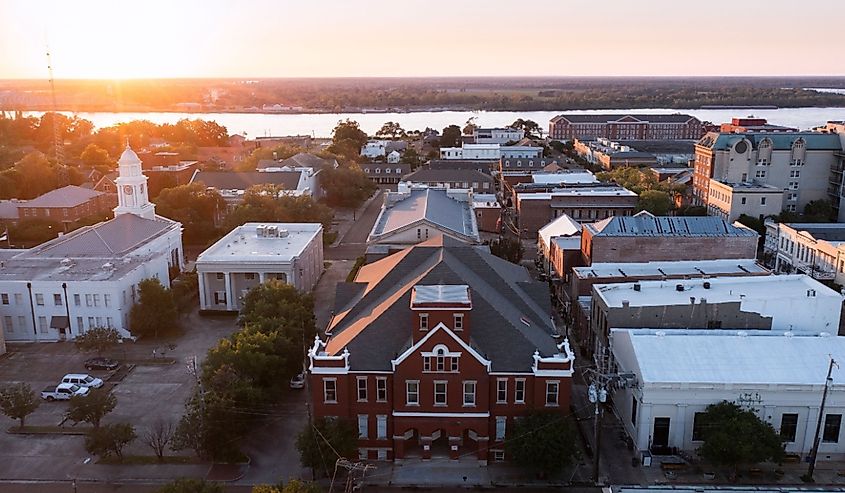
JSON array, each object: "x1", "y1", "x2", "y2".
[
  {"x1": 791, "y1": 138, "x2": 806, "y2": 165},
  {"x1": 758, "y1": 138, "x2": 772, "y2": 165}
]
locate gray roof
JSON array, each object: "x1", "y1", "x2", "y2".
[
  {"x1": 24, "y1": 185, "x2": 105, "y2": 208},
  {"x1": 697, "y1": 132, "x2": 843, "y2": 151},
  {"x1": 326, "y1": 240, "x2": 559, "y2": 372},
  {"x1": 0, "y1": 200, "x2": 21, "y2": 220},
  {"x1": 23, "y1": 213, "x2": 178, "y2": 258},
  {"x1": 585, "y1": 212, "x2": 758, "y2": 238},
  {"x1": 369, "y1": 189, "x2": 479, "y2": 243},
  {"x1": 783, "y1": 223, "x2": 845, "y2": 242},
  {"x1": 427, "y1": 160, "x2": 492, "y2": 174},
  {"x1": 281, "y1": 153, "x2": 336, "y2": 171},
  {"x1": 363, "y1": 163, "x2": 411, "y2": 176},
  {"x1": 403, "y1": 168, "x2": 494, "y2": 184},
  {"x1": 551, "y1": 113, "x2": 698, "y2": 124},
  {"x1": 191, "y1": 171, "x2": 301, "y2": 191}
]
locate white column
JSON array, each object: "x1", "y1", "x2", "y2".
[
  {"x1": 198, "y1": 272, "x2": 208, "y2": 310},
  {"x1": 259, "y1": 272, "x2": 266, "y2": 284},
  {"x1": 637, "y1": 403, "x2": 652, "y2": 452},
  {"x1": 673, "y1": 404, "x2": 688, "y2": 451},
  {"x1": 224, "y1": 273, "x2": 234, "y2": 311}
]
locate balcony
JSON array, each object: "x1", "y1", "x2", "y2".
[{"x1": 795, "y1": 260, "x2": 836, "y2": 281}]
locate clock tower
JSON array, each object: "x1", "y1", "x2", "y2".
[{"x1": 113, "y1": 144, "x2": 156, "y2": 220}]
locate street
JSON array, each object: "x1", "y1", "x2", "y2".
[{"x1": 325, "y1": 190, "x2": 383, "y2": 260}]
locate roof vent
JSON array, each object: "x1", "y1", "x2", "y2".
[
  {"x1": 102, "y1": 262, "x2": 114, "y2": 270},
  {"x1": 736, "y1": 331, "x2": 748, "y2": 337},
  {"x1": 676, "y1": 284, "x2": 685, "y2": 292},
  {"x1": 784, "y1": 331, "x2": 794, "y2": 338},
  {"x1": 820, "y1": 331, "x2": 832, "y2": 337},
  {"x1": 807, "y1": 289, "x2": 816, "y2": 297},
  {"x1": 703, "y1": 281, "x2": 711, "y2": 289},
  {"x1": 60, "y1": 258, "x2": 73, "y2": 267},
  {"x1": 633, "y1": 283, "x2": 641, "y2": 292},
  {"x1": 655, "y1": 330, "x2": 666, "y2": 337},
  {"x1": 278, "y1": 229, "x2": 289, "y2": 238}
]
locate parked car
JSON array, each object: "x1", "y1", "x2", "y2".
[
  {"x1": 41, "y1": 383, "x2": 89, "y2": 401},
  {"x1": 84, "y1": 357, "x2": 120, "y2": 371},
  {"x1": 289, "y1": 373, "x2": 306, "y2": 389},
  {"x1": 61, "y1": 374, "x2": 104, "y2": 389}
]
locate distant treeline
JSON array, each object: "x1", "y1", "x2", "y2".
[{"x1": 2, "y1": 77, "x2": 845, "y2": 112}]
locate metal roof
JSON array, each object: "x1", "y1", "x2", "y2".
[
  {"x1": 369, "y1": 188, "x2": 479, "y2": 243},
  {"x1": 191, "y1": 171, "x2": 301, "y2": 191},
  {"x1": 697, "y1": 131, "x2": 843, "y2": 151},
  {"x1": 24, "y1": 185, "x2": 105, "y2": 209},
  {"x1": 585, "y1": 212, "x2": 757, "y2": 237}
]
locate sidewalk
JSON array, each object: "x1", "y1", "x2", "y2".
[{"x1": 330, "y1": 190, "x2": 383, "y2": 247}]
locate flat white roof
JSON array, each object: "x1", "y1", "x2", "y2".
[
  {"x1": 574, "y1": 259, "x2": 765, "y2": 279},
  {"x1": 614, "y1": 330, "x2": 845, "y2": 386},
  {"x1": 197, "y1": 223, "x2": 322, "y2": 263},
  {"x1": 518, "y1": 187, "x2": 637, "y2": 200},
  {"x1": 594, "y1": 273, "x2": 839, "y2": 308},
  {"x1": 531, "y1": 172, "x2": 598, "y2": 185}
]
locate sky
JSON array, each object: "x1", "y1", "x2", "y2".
[{"x1": 1, "y1": 0, "x2": 844, "y2": 79}]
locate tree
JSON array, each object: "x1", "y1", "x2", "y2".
[
  {"x1": 0, "y1": 383, "x2": 39, "y2": 428},
  {"x1": 156, "y1": 479, "x2": 225, "y2": 493},
  {"x1": 463, "y1": 117, "x2": 478, "y2": 136},
  {"x1": 66, "y1": 389, "x2": 116, "y2": 429},
  {"x1": 142, "y1": 419, "x2": 176, "y2": 460},
  {"x1": 508, "y1": 410, "x2": 578, "y2": 475},
  {"x1": 637, "y1": 190, "x2": 674, "y2": 215},
  {"x1": 804, "y1": 199, "x2": 833, "y2": 222},
  {"x1": 320, "y1": 166, "x2": 376, "y2": 208},
  {"x1": 85, "y1": 423, "x2": 136, "y2": 460},
  {"x1": 295, "y1": 417, "x2": 358, "y2": 473},
  {"x1": 223, "y1": 189, "x2": 333, "y2": 234},
  {"x1": 697, "y1": 401, "x2": 785, "y2": 473},
  {"x1": 239, "y1": 280, "x2": 316, "y2": 338},
  {"x1": 510, "y1": 118, "x2": 542, "y2": 138},
  {"x1": 439, "y1": 125, "x2": 462, "y2": 148},
  {"x1": 74, "y1": 326, "x2": 120, "y2": 355},
  {"x1": 375, "y1": 121, "x2": 406, "y2": 140},
  {"x1": 80, "y1": 143, "x2": 114, "y2": 169},
  {"x1": 490, "y1": 237, "x2": 524, "y2": 264},
  {"x1": 155, "y1": 183, "x2": 225, "y2": 245},
  {"x1": 172, "y1": 389, "x2": 243, "y2": 461},
  {"x1": 252, "y1": 481, "x2": 321, "y2": 493},
  {"x1": 328, "y1": 119, "x2": 368, "y2": 159},
  {"x1": 129, "y1": 278, "x2": 179, "y2": 339},
  {"x1": 400, "y1": 147, "x2": 421, "y2": 168}
]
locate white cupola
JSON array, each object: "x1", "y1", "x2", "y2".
[{"x1": 113, "y1": 143, "x2": 156, "y2": 220}]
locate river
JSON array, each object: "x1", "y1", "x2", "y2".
[{"x1": 24, "y1": 107, "x2": 845, "y2": 138}]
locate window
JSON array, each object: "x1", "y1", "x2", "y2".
[
  {"x1": 823, "y1": 414, "x2": 841, "y2": 443},
  {"x1": 453, "y1": 314, "x2": 463, "y2": 331},
  {"x1": 35, "y1": 294, "x2": 44, "y2": 306},
  {"x1": 781, "y1": 414, "x2": 798, "y2": 442},
  {"x1": 244, "y1": 273, "x2": 255, "y2": 280},
  {"x1": 357, "y1": 376, "x2": 368, "y2": 402},
  {"x1": 761, "y1": 197, "x2": 767, "y2": 205},
  {"x1": 740, "y1": 197, "x2": 746, "y2": 205},
  {"x1": 76, "y1": 317, "x2": 83, "y2": 332},
  {"x1": 406, "y1": 381, "x2": 419, "y2": 406},
  {"x1": 14, "y1": 293, "x2": 22, "y2": 305},
  {"x1": 788, "y1": 193, "x2": 798, "y2": 201},
  {"x1": 85, "y1": 294, "x2": 92, "y2": 307},
  {"x1": 419, "y1": 313, "x2": 428, "y2": 331},
  {"x1": 53, "y1": 294, "x2": 62, "y2": 306},
  {"x1": 0, "y1": 294, "x2": 8, "y2": 305},
  {"x1": 74, "y1": 294, "x2": 81, "y2": 306},
  {"x1": 106, "y1": 317, "x2": 113, "y2": 328},
  {"x1": 423, "y1": 357, "x2": 431, "y2": 372},
  {"x1": 789, "y1": 181, "x2": 799, "y2": 190},
  {"x1": 493, "y1": 450, "x2": 505, "y2": 462},
  {"x1": 434, "y1": 381, "x2": 447, "y2": 406},
  {"x1": 104, "y1": 294, "x2": 111, "y2": 307},
  {"x1": 357, "y1": 415, "x2": 369, "y2": 439},
  {"x1": 376, "y1": 415, "x2": 387, "y2": 439},
  {"x1": 692, "y1": 412, "x2": 705, "y2": 441},
  {"x1": 37, "y1": 316, "x2": 47, "y2": 333},
  {"x1": 88, "y1": 317, "x2": 95, "y2": 328},
  {"x1": 436, "y1": 355, "x2": 445, "y2": 372},
  {"x1": 545, "y1": 381, "x2": 560, "y2": 407},
  {"x1": 450, "y1": 358, "x2": 459, "y2": 372},
  {"x1": 93, "y1": 294, "x2": 100, "y2": 307},
  {"x1": 17, "y1": 316, "x2": 25, "y2": 330},
  {"x1": 631, "y1": 396, "x2": 638, "y2": 425},
  {"x1": 214, "y1": 291, "x2": 227, "y2": 304},
  {"x1": 755, "y1": 169, "x2": 766, "y2": 178},
  {"x1": 790, "y1": 170, "x2": 801, "y2": 178},
  {"x1": 495, "y1": 416, "x2": 506, "y2": 440},
  {"x1": 216, "y1": 273, "x2": 225, "y2": 280},
  {"x1": 96, "y1": 317, "x2": 103, "y2": 327},
  {"x1": 3, "y1": 316, "x2": 12, "y2": 333},
  {"x1": 496, "y1": 379, "x2": 507, "y2": 404},
  {"x1": 463, "y1": 381, "x2": 476, "y2": 406},
  {"x1": 514, "y1": 379, "x2": 525, "y2": 404},
  {"x1": 376, "y1": 377, "x2": 387, "y2": 402},
  {"x1": 323, "y1": 378, "x2": 337, "y2": 403}
]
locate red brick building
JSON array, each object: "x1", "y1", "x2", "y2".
[
  {"x1": 17, "y1": 185, "x2": 116, "y2": 231},
  {"x1": 548, "y1": 114, "x2": 702, "y2": 141},
  {"x1": 308, "y1": 237, "x2": 574, "y2": 463}
]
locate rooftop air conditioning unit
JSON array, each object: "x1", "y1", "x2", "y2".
[{"x1": 256, "y1": 225, "x2": 266, "y2": 237}]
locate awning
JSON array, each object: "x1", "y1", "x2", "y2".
[{"x1": 50, "y1": 316, "x2": 69, "y2": 329}]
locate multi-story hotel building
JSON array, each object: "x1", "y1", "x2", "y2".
[{"x1": 549, "y1": 114, "x2": 702, "y2": 141}]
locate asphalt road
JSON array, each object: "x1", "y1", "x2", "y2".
[{"x1": 325, "y1": 191, "x2": 384, "y2": 260}]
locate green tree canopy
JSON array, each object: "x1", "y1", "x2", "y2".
[
  {"x1": 295, "y1": 417, "x2": 358, "y2": 474},
  {"x1": 697, "y1": 401, "x2": 785, "y2": 471},
  {"x1": 510, "y1": 118, "x2": 542, "y2": 138},
  {"x1": 155, "y1": 183, "x2": 226, "y2": 245},
  {"x1": 129, "y1": 278, "x2": 179, "y2": 339},
  {"x1": 85, "y1": 422, "x2": 136, "y2": 460},
  {"x1": 223, "y1": 187, "x2": 333, "y2": 233},
  {"x1": 0, "y1": 383, "x2": 39, "y2": 428},
  {"x1": 74, "y1": 326, "x2": 121, "y2": 355},
  {"x1": 80, "y1": 143, "x2": 114, "y2": 169},
  {"x1": 637, "y1": 190, "x2": 674, "y2": 215},
  {"x1": 375, "y1": 121, "x2": 406, "y2": 139},
  {"x1": 508, "y1": 410, "x2": 578, "y2": 475},
  {"x1": 439, "y1": 125, "x2": 462, "y2": 148},
  {"x1": 66, "y1": 389, "x2": 117, "y2": 429},
  {"x1": 320, "y1": 166, "x2": 376, "y2": 208}
]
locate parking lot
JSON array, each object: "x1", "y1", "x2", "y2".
[{"x1": 0, "y1": 309, "x2": 241, "y2": 481}]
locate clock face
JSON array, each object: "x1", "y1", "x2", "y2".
[{"x1": 123, "y1": 185, "x2": 133, "y2": 195}]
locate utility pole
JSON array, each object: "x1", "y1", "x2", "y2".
[
  {"x1": 45, "y1": 45, "x2": 65, "y2": 168},
  {"x1": 330, "y1": 458, "x2": 375, "y2": 493},
  {"x1": 586, "y1": 366, "x2": 636, "y2": 486},
  {"x1": 806, "y1": 357, "x2": 837, "y2": 481}
]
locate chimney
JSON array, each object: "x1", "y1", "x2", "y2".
[
  {"x1": 676, "y1": 284, "x2": 685, "y2": 292},
  {"x1": 703, "y1": 281, "x2": 711, "y2": 289},
  {"x1": 633, "y1": 283, "x2": 641, "y2": 292},
  {"x1": 622, "y1": 299, "x2": 630, "y2": 308}
]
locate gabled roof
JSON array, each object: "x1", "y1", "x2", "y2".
[
  {"x1": 280, "y1": 152, "x2": 337, "y2": 171},
  {"x1": 584, "y1": 213, "x2": 757, "y2": 238},
  {"x1": 538, "y1": 214, "x2": 581, "y2": 247},
  {"x1": 191, "y1": 170, "x2": 301, "y2": 191},
  {"x1": 402, "y1": 168, "x2": 493, "y2": 183},
  {"x1": 24, "y1": 185, "x2": 105, "y2": 209},
  {"x1": 369, "y1": 188, "x2": 479, "y2": 243},
  {"x1": 22, "y1": 213, "x2": 177, "y2": 258},
  {"x1": 324, "y1": 241, "x2": 559, "y2": 372},
  {"x1": 697, "y1": 131, "x2": 843, "y2": 151}
]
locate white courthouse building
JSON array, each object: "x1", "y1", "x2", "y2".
[
  {"x1": 195, "y1": 223, "x2": 323, "y2": 312},
  {"x1": 0, "y1": 146, "x2": 184, "y2": 344},
  {"x1": 612, "y1": 330, "x2": 845, "y2": 461}
]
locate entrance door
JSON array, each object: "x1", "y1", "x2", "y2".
[{"x1": 652, "y1": 417, "x2": 671, "y2": 454}]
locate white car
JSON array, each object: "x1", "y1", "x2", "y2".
[
  {"x1": 41, "y1": 383, "x2": 90, "y2": 401},
  {"x1": 61, "y1": 373, "x2": 104, "y2": 389},
  {"x1": 289, "y1": 373, "x2": 305, "y2": 389}
]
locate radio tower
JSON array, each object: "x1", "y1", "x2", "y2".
[{"x1": 46, "y1": 45, "x2": 65, "y2": 171}]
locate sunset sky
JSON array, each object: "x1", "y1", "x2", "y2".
[{"x1": 1, "y1": 0, "x2": 844, "y2": 79}]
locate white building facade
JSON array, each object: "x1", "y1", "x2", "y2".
[
  {"x1": 195, "y1": 223, "x2": 323, "y2": 312},
  {"x1": 0, "y1": 146, "x2": 184, "y2": 343},
  {"x1": 612, "y1": 330, "x2": 845, "y2": 461},
  {"x1": 765, "y1": 222, "x2": 845, "y2": 283}
]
